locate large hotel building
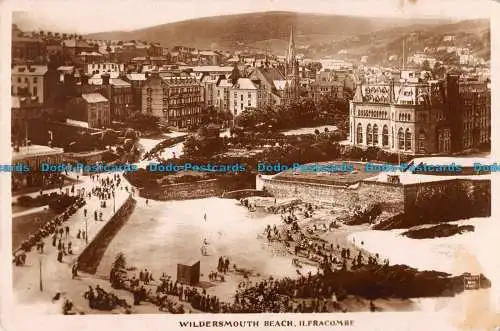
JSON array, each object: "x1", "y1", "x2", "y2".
[{"x1": 349, "y1": 74, "x2": 490, "y2": 155}]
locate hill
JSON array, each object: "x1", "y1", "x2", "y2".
[
  {"x1": 305, "y1": 19, "x2": 490, "y2": 62},
  {"x1": 84, "y1": 11, "x2": 447, "y2": 50}
]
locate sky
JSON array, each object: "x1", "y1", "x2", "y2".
[{"x1": 9, "y1": 0, "x2": 493, "y2": 34}]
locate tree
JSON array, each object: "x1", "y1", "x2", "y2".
[
  {"x1": 432, "y1": 62, "x2": 446, "y2": 79},
  {"x1": 112, "y1": 252, "x2": 127, "y2": 270},
  {"x1": 421, "y1": 60, "x2": 431, "y2": 72}
]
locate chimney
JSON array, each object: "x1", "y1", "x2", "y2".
[{"x1": 101, "y1": 73, "x2": 111, "y2": 85}]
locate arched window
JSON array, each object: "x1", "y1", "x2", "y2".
[
  {"x1": 398, "y1": 128, "x2": 404, "y2": 150},
  {"x1": 357, "y1": 123, "x2": 363, "y2": 144},
  {"x1": 391, "y1": 127, "x2": 394, "y2": 148},
  {"x1": 367, "y1": 124, "x2": 372, "y2": 145},
  {"x1": 405, "y1": 128, "x2": 412, "y2": 150},
  {"x1": 373, "y1": 124, "x2": 379, "y2": 145},
  {"x1": 382, "y1": 125, "x2": 389, "y2": 146},
  {"x1": 417, "y1": 130, "x2": 426, "y2": 153}
]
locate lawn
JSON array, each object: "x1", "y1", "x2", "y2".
[
  {"x1": 275, "y1": 162, "x2": 378, "y2": 186},
  {"x1": 12, "y1": 209, "x2": 58, "y2": 250}
]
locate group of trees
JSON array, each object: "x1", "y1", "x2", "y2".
[
  {"x1": 200, "y1": 106, "x2": 233, "y2": 128},
  {"x1": 234, "y1": 95, "x2": 350, "y2": 133},
  {"x1": 125, "y1": 113, "x2": 160, "y2": 132}
]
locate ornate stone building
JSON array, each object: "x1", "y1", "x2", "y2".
[
  {"x1": 349, "y1": 75, "x2": 491, "y2": 155},
  {"x1": 349, "y1": 80, "x2": 442, "y2": 155}
]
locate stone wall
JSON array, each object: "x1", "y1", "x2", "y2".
[
  {"x1": 404, "y1": 178, "x2": 491, "y2": 216},
  {"x1": 78, "y1": 195, "x2": 136, "y2": 274},
  {"x1": 259, "y1": 177, "x2": 405, "y2": 213},
  {"x1": 259, "y1": 175, "x2": 491, "y2": 218},
  {"x1": 138, "y1": 179, "x2": 222, "y2": 201}
]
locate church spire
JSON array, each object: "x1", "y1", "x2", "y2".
[{"x1": 286, "y1": 25, "x2": 295, "y2": 72}]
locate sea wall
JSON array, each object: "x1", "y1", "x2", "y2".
[
  {"x1": 404, "y1": 178, "x2": 491, "y2": 216},
  {"x1": 258, "y1": 175, "x2": 491, "y2": 217},
  {"x1": 138, "y1": 179, "x2": 221, "y2": 201},
  {"x1": 78, "y1": 195, "x2": 136, "y2": 274},
  {"x1": 258, "y1": 176, "x2": 405, "y2": 213}
]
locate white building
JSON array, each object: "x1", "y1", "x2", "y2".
[
  {"x1": 11, "y1": 65, "x2": 50, "y2": 104},
  {"x1": 320, "y1": 59, "x2": 353, "y2": 71},
  {"x1": 229, "y1": 78, "x2": 258, "y2": 117},
  {"x1": 85, "y1": 63, "x2": 124, "y2": 77}
]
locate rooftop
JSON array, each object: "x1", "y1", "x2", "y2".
[
  {"x1": 126, "y1": 73, "x2": 147, "y2": 81},
  {"x1": 110, "y1": 78, "x2": 132, "y2": 87},
  {"x1": 410, "y1": 156, "x2": 491, "y2": 168},
  {"x1": 12, "y1": 65, "x2": 48, "y2": 76},
  {"x1": 234, "y1": 78, "x2": 257, "y2": 90},
  {"x1": 193, "y1": 66, "x2": 233, "y2": 73},
  {"x1": 365, "y1": 172, "x2": 491, "y2": 185},
  {"x1": 81, "y1": 93, "x2": 108, "y2": 103},
  {"x1": 12, "y1": 144, "x2": 64, "y2": 161}
]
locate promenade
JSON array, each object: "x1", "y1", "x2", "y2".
[{"x1": 12, "y1": 172, "x2": 134, "y2": 313}]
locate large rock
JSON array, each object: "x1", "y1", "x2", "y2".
[{"x1": 401, "y1": 224, "x2": 475, "y2": 239}]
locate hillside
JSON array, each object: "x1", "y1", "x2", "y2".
[
  {"x1": 84, "y1": 11, "x2": 447, "y2": 50},
  {"x1": 306, "y1": 19, "x2": 490, "y2": 62}
]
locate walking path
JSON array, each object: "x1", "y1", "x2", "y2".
[
  {"x1": 12, "y1": 173, "x2": 133, "y2": 307},
  {"x1": 12, "y1": 133, "x2": 184, "y2": 313}
]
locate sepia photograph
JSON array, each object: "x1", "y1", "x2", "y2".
[{"x1": 2, "y1": 0, "x2": 500, "y2": 329}]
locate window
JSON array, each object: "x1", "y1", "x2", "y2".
[
  {"x1": 240, "y1": 94, "x2": 243, "y2": 101},
  {"x1": 25, "y1": 77, "x2": 28, "y2": 83},
  {"x1": 33, "y1": 77, "x2": 38, "y2": 84},
  {"x1": 17, "y1": 77, "x2": 21, "y2": 83},
  {"x1": 382, "y1": 125, "x2": 388, "y2": 146},
  {"x1": 398, "y1": 128, "x2": 404, "y2": 150},
  {"x1": 356, "y1": 123, "x2": 363, "y2": 144},
  {"x1": 373, "y1": 124, "x2": 378, "y2": 145},
  {"x1": 248, "y1": 100, "x2": 251, "y2": 107},
  {"x1": 240, "y1": 104, "x2": 243, "y2": 111},
  {"x1": 33, "y1": 87, "x2": 37, "y2": 96},
  {"x1": 405, "y1": 129, "x2": 412, "y2": 150},
  {"x1": 367, "y1": 124, "x2": 372, "y2": 145}
]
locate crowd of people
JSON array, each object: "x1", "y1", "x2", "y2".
[
  {"x1": 83, "y1": 285, "x2": 130, "y2": 311},
  {"x1": 13, "y1": 197, "x2": 86, "y2": 266}
]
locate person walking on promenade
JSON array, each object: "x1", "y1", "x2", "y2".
[{"x1": 72, "y1": 262, "x2": 78, "y2": 279}]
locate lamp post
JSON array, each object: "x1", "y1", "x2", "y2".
[
  {"x1": 38, "y1": 253, "x2": 43, "y2": 292},
  {"x1": 113, "y1": 190, "x2": 116, "y2": 213}
]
